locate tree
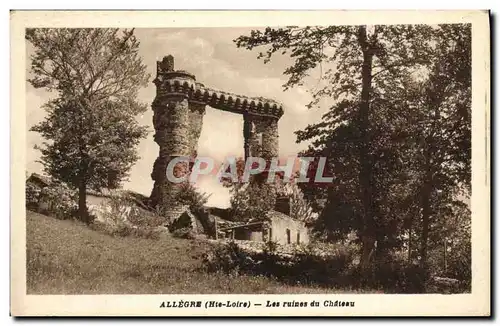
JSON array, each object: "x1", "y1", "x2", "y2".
[
  {"x1": 219, "y1": 157, "x2": 277, "y2": 222},
  {"x1": 235, "y1": 25, "x2": 431, "y2": 272},
  {"x1": 27, "y1": 28, "x2": 150, "y2": 222},
  {"x1": 397, "y1": 24, "x2": 471, "y2": 269},
  {"x1": 228, "y1": 182, "x2": 277, "y2": 222},
  {"x1": 427, "y1": 196, "x2": 471, "y2": 282}
]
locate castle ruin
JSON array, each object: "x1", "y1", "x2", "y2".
[{"x1": 149, "y1": 55, "x2": 284, "y2": 221}]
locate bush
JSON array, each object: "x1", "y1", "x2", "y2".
[
  {"x1": 290, "y1": 242, "x2": 355, "y2": 284},
  {"x1": 26, "y1": 183, "x2": 42, "y2": 210},
  {"x1": 91, "y1": 195, "x2": 163, "y2": 240},
  {"x1": 176, "y1": 183, "x2": 210, "y2": 213},
  {"x1": 372, "y1": 259, "x2": 428, "y2": 293},
  {"x1": 427, "y1": 240, "x2": 471, "y2": 291},
  {"x1": 28, "y1": 182, "x2": 78, "y2": 220},
  {"x1": 202, "y1": 241, "x2": 256, "y2": 274},
  {"x1": 202, "y1": 240, "x2": 356, "y2": 287},
  {"x1": 128, "y1": 210, "x2": 165, "y2": 228}
]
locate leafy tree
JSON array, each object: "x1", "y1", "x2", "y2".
[
  {"x1": 219, "y1": 157, "x2": 277, "y2": 222},
  {"x1": 235, "y1": 25, "x2": 431, "y2": 272},
  {"x1": 236, "y1": 24, "x2": 471, "y2": 281},
  {"x1": 229, "y1": 182, "x2": 277, "y2": 222},
  {"x1": 176, "y1": 182, "x2": 211, "y2": 214},
  {"x1": 398, "y1": 24, "x2": 471, "y2": 269},
  {"x1": 27, "y1": 28, "x2": 150, "y2": 222}
]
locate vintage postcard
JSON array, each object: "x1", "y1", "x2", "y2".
[{"x1": 10, "y1": 10, "x2": 490, "y2": 316}]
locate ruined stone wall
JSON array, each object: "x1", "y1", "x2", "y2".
[
  {"x1": 261, "y1": 118, "x2": 279, "y2": 160},
  {"x1": 164, "y1": 97, "x2": 191, "y2": 157},
  {"x1": 244, "y1": 115, "x2": 279, "y2": 204},
  {"x1": 243, "y1": 115, "x2": 279, "y2": 162},
  {"x1": 243, "y1": 115, "x2": 278, "y2": 159},
  {"x1": 187, "y1": 102, "x2": 206, "y2": 158},
  {"x1": 243, "y1": 115, "x2": 257, "y2": 159},
  {"x1": 164, "y1": 204, "x2": 190, "y2": 226}
]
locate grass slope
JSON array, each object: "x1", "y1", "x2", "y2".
[{"x1": 27, "y1": 210, "x2": 350, "y2": 294}]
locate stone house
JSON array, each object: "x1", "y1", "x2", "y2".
[
  {"x1": 216, "y1": 210, "x2": 310, "y2": 245},
  {"x1": 212, "y1": 197, "x2": 310, "y2": 245}
]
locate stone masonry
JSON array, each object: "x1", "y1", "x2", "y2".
[{"x1": 150, "y1": 55, "x2": 284, "y2": 221}]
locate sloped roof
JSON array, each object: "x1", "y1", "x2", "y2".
[{"x1": 26, "y1": 173, "x2": 51, "y2": 187}]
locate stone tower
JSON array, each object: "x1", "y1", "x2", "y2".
[{"x1": 150, "y1": 55, "x2": 284, "y2": 223}]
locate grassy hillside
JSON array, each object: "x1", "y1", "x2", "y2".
[{"x1": 26, "y1": 210, "x2": 354, "y2": 294}]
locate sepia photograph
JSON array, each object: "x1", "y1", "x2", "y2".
[{"x1": 10, "y1": 10, "x2": 490, "y2": 316}]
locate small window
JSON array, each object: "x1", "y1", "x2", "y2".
[
  {"x1": 296, "y1": 231, "x2": 300, "y2": 244},
  {"x1": 286, "y1": 229, "x2": 291, "y2": 244}
]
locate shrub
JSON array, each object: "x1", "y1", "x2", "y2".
[
  {"x1": 427, "y1": 239, "x2": 471, "y2": 291},
  {"x1": 290, "y1": 242, "x2": 355, "y2": 284},
  {"x1": 98, "y1": 195, "x2": 131, "y2": 224},
  {"x1": 128, "y1": 210, "x2": 165, "y2": 228},
  {"x1": 202, "y1": 240, "x2": 355, "y2": 287},
  {"x1": 26, "y1": 183, "x2": 42, "y2": 210},
  {"x1": 176, "y1": 183, "x2": 210, "y2": 213},
  {"x1": 34, "y1": 182, "x2": 78, "y2": 220},
  {"x1": 228, "y1": 183, "x2": 276, "y2": 223},
  {"x1": 446, "y1": 251, "x2": 471, "y2": 292},
  {"x1": 372, "y1": 259, "x2": 428, "y2": 293},
  {"x1": 91, "y1": 195, "x2": 163, "y2": 240},
  {"x1": 112, "y1": 223, "x2": 133, "y2": 237},
  {"x1": 159, "y1": 183, "x2": 210, "y2": 216},
  {"x1": 202, "y1": 241, "x2": 255, "y2": 274}
]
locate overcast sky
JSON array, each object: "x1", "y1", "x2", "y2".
[{"x1": 26, "y1": 28, "x2": 328, "y2": 208}]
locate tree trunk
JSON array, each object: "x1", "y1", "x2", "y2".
[
  {"x1": 443, "y1": 237, "x2": 447, "y2": 275},
  {"x1": 420, "y1": 182, "x2": 430, "y2": 269},
  {"x1": 420, "y1": 100, "x2": 437, "y2": 271},
  {"x1": 408, "y1": 217, "x2": 413, "y2": 264},
  {"x1": 77, "y1": 104, "x2": 90, "y2": 224},
  {"x1": 78, "y1": 180, "x2": 89, "y2": 223},
  {"x1": 357, "y1": 25, "x2": 377, "y2": 275},
  {"x1": 419, "y1": 152, "x2": 432, "y2": 270}
]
